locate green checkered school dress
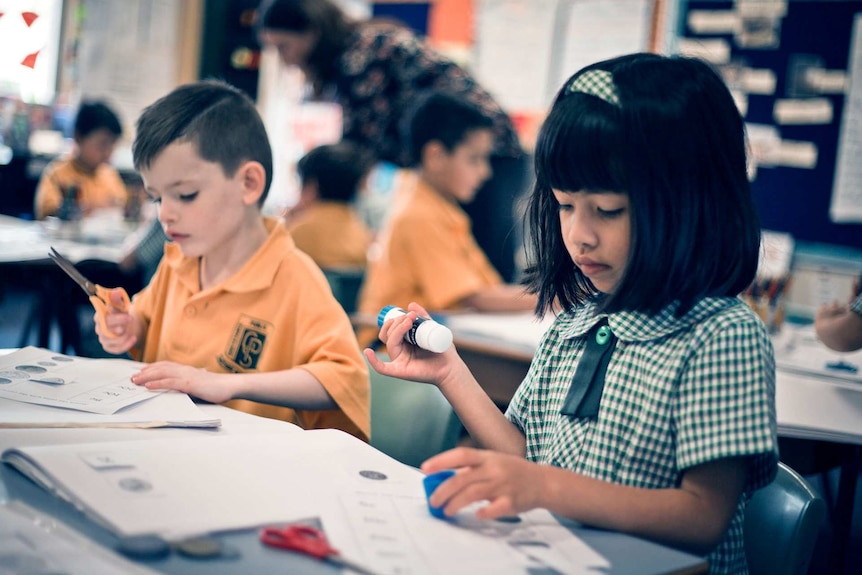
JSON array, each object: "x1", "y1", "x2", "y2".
[
  {"x1": 506, "y1": 297, "x2": 778, "y2": 574},
  {"x1": 851, "y1": 294, "x2": 862, "y2": 315}
]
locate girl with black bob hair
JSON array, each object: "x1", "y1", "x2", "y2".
[
  {"x1": 368, "y1": 53, "x2": 777, "y2": 574},
  {"x1": 526, "y1": 52, "x2": 761, "y2": 317}
]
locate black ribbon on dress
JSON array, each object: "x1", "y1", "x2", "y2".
[{"x1": 560, "y1": 318, "x2": 617, "y2": 418}]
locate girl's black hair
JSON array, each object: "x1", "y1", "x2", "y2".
[
  {"x1": 525, "y1": 53, "x2": 760, "y2": 316},
  {"x1": 256, "y1": 0, "x2": 357, "y2": 95}
]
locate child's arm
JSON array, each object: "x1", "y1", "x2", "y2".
[
  {"x1": 815, "y1": 296, "x2": 862, "y2": 352},
  {"x1": 459, "y1": 284, "x2": 538, "y2": 313},
  {"x1": 422, "y1": 449, "x2": 746, "y2": 555},
  {"x1": 365, "y1": 303, "x2": 526, "y2": 454},
  {"x1": 131, "y1": 364, "x2": 337, "y2": 409}
]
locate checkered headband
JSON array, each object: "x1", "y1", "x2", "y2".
[{"x1": 565, "y1": 69, "x2": 620, "y2": 107}]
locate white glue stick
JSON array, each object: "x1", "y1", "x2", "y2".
[{"x1": 377, "y1": 306, "x2": 453, "y2": 353}]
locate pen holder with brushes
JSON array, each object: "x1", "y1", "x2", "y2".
[{"x1": 741, "y1": 276, "x2": 791, "y2": 334}]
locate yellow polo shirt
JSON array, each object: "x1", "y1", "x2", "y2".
[
  {"x1": 357, "y1": 180, "x2": 501, "y2": 343},
  {"x1": 285, "y1": 201, "x2": 371, "y2": 268},
  {"x1": 132, "y1": 217, "x2": 370, "y2": 440},
  {"x1": 34, "y1": 158, "x2": 128, "y2": 220}
]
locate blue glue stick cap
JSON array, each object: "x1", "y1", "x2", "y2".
[
  {"x1": 423, "y1": 469, "x2": 456, "y2": 519},
  {"x1": 377, "y1": 305, "x2": 398, "y2": 328}
]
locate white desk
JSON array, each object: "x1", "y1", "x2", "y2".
[{"x1": 0, "y1": 402, "x2": 708, "y2": 575}]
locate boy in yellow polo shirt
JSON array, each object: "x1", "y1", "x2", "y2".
[
  {"x1": 284, "y1": 142, "x2": 375, "y2": 268},
  {"x1": 357, "y1": 92, "x2": 536, "y2": 345},
  {"x1": 96, "y1": 80, "x2": 369, "y2": 441},
  {"x1": 34, "y1": 101, "x2": 128, "y2": 220}
]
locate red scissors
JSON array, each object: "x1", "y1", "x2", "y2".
[
  {"x1": 49, "y1": 246, "x2": 131, "y2": 338},
  {"x1": 259, "y1": 524, "x2": 378, "y2": 575}
]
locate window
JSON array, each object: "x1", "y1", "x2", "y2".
[{"x1": 0, "y1": 0, "x2": 64, "y2": 104}]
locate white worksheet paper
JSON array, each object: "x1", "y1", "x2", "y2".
[
  {"x1": 2, "y1": 430, "x2": 609, "y2": 574},
  {"x1": 0, "y1": 391, "x2": 220, "y2": 429},
  {"x1": 0, "y1": 347, "x2": 161, "y2": 414}
]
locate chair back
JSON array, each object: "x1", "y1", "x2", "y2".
[
  {"x1": 321, "y1": 267, "x2": 365, "y2": 314},
  {"x1": 366, "y1": 355, "x2": 462, "y2": 468},
  {"x1": 744, "y1": 461, "x2": 826, "y2": 575}
]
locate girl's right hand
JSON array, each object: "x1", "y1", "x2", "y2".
[
  {"x1": 363, "y1": 302, "x2": 459, "y2": 387},
  {"x1": 95, "y1": 308, "x2": 139, "y2": 355}
]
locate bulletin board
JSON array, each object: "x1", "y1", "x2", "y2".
[{"x1": 678, "y1": 0, "x2": 862, "y2": 250}]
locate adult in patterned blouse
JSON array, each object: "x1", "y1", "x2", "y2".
[{"x1": 256, "y1": 0, "x2": 530, "y2": 282}]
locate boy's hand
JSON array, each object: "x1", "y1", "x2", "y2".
[
  {"x1": 131, "y1": 362, "x2": 233, "y2": 403},
  {"x1": 95, "y1": 307, "x2": 139, "y2": 354},
  {"x1": 420, "y1": 447, "x2": 543, "y2": 520}
]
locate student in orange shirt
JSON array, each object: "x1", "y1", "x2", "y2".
[
  {"x1": 284, "y1": 142, "x2": 375, "y2": 268},
  {"x1": 356, "y1": 92, "x2": 536, "y2": 345},
  {"x1": 95, "y1": 80, "x2": 369, "y2": 440},
  {"x1": 34, "y1": 101, "x2": 128, "y2": 220}
]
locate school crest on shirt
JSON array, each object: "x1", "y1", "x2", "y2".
[{"x1": 218, "y1": 314, "x2": 273, "y2": 372}]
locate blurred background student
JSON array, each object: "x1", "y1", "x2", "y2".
[
  {"x1": 357, "y1": 91, "x2": 535, "y2": 346},
  {"x1": 815, "y1": 275, "x2": 862, "y2": 352},
  {"x1": 33, "y1": 100, "x2": 128, "y2": 221},
  {"x1": 284, "y1": 142, "x2": 375, "y2": 269},
  {"x1": 256, "y1": 0, "x2": 531, "y2": 283}
]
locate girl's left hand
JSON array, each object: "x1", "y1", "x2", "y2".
[
  {"x1": 420, "y1": 447, "x2": 543, "y2": 520},
  {"x1": 131, "y1": 361, "x2": 232, "y2": 403}
]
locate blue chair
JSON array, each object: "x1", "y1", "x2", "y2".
[
  {"x1": 744, "y1": 461, "x2": 826, "y2": 575},
  {"x1": 366, "y1": 355, "x2": 462, "y2": 468}
]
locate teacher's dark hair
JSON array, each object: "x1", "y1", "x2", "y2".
[{"x1": 256, "y1": 0, "x2": 357, "y2": 92}]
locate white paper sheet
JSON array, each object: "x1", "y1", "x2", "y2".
[
  {"x1": 339, "y1": 494, "x2": 609, "y2": 574},
  {"x1": 0, "y1": 391, "x2": 220, "y2": 429},
  {"x1": 556, "y1": 0, "x2": 653, "y2": 90},
  {"x1": 473, "y1": 0, "x2": 560, "y2": 111},
  {"x1": 0, "y1": 347, "x2": 161, "y2": 414},
  {"x1": 1, "y1": 430, "x2": 610, "y2": 574},
  {"x1": 831, "y1": 13, "x2": 862, "y2": 222}
]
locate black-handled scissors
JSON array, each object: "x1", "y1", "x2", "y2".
[{"x1": 49, "y1": 246, "x2": 131, "y2": 338}]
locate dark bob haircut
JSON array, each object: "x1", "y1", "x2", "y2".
[
  {"x1": 256, "y1": 0, "x2": 357, "y2": 94},
  {"x1": 403, "y1": 91, "x2": 495, "y2": 168},
  {"x1": 524, "y1": 53, "x2": 760, "y2": 316},
  {"x1": 297, "y1": 142, "x2": 375, "y2": 203},
  {"x1": 74, "y1": 101, "x2": 122, "y2": 139},
  {"x1": 132, "y1": 80, "x2": 273, "y2": 206}
]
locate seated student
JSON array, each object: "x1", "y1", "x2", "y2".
[
  {"x1": 95, "y1": 80, "x2": 370, "y2": 441},
  {"x1": 283, "y1": 142, "x2": 375, "y2": 268},
  {"x1": 356, "y1": 92, "x2": 536, "y2": 343},
  {"x1": 815, "y1": 276, "x2": 862, "y2": 352},
  {"x1": 34, "y1": 100, "x2": 128, "y2": 220},
  {"x1": 368, "y1": 54, "x2": 777, "y2": 573}
]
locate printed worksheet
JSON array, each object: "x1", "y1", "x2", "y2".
[
  {"x1": 0, "y1": 347, "x2": 161, "y2": 414},
  {"x1": 338, "y1": 492, "x2": 609, "y2": 575}
]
